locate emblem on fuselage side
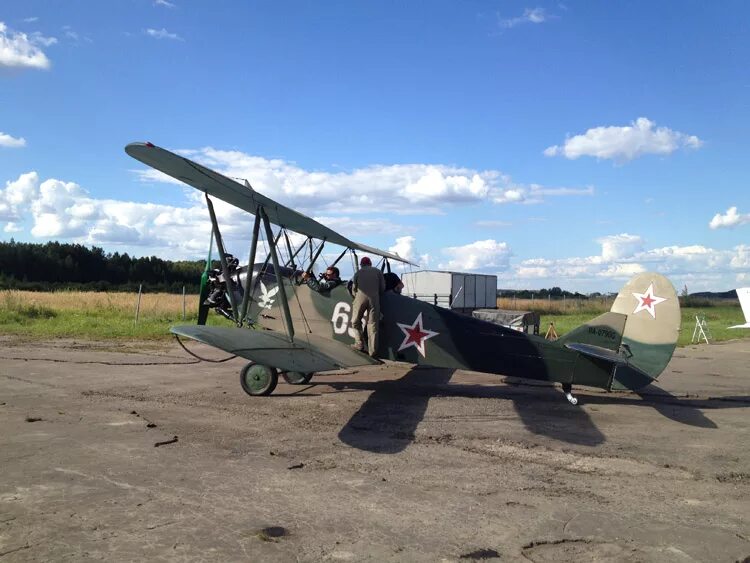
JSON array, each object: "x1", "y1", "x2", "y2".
[
  {"x1": 631, "y1": 283, "x2": 667, "y2": 319},
  {"x1": 397, "y1": 312, "x2": 439, "y2": 357},
  {"x1": 259, "y1": 281, "x2": 280, "y2": 309}
]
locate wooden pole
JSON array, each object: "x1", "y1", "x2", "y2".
[
  {"x1": 134, "y1": 284, "x2": 142, "y2": 326},
  {"x1": 182, "y1": 286, "x2": 186, "y2": 320}
]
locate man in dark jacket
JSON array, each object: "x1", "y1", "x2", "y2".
[{"x1": 301, "y1": 266, "x2": 341, "y2": 293}]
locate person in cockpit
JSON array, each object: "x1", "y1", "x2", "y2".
[{"x1": 301, "y1": 266, "x2": 342, "y2": 293}]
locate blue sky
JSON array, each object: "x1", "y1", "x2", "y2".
[{"x1": 1, "y1": 1, "x2": 748, "y2": 292}]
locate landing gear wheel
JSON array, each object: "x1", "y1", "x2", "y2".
[
  {"x1": 239, "y1": 363, "x2": 278, "y2": 396},
  {"x1": 281, "y1": 371, "x2": 314, "y2": 385}
]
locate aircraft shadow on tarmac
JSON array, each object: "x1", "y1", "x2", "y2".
[{"x1": 329, "y1": 368, "x2": 750, "y2": 454}]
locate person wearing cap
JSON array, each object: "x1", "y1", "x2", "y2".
[{"x1": 350, "y1": 256, "x2": 385, "y2": 356}]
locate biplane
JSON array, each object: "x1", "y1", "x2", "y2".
[{"x1": 126, "y1": 142, "x2": 682, "y2": 404}]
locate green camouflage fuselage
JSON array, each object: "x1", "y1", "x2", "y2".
[{"x1": 247, "y1": 273, "x2": 677, "y2": 391}]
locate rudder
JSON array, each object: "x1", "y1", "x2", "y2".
[{"x1": 609, "y1": 272, "x2": 681, "y2": 390}]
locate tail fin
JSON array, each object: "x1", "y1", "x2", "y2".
[
  {"x1": 609, "y1": 272, "x2": 680, "y2": 390},
  {"x1": 559, "y1": 273, "x2": 680, "y2": 391},
  {"x1": 729, "y1": 287, "x2": 750, "y2": 328}
]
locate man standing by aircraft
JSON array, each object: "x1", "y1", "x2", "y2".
[{"x1": 350, "y1": 256, "x2": 385, "y2": 356}]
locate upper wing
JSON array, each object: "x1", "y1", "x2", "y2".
[
  {"x1": 171, "y1": 325, "x2": 380, "y2": 372},
  {"x1": 126, "y1": 142, "x2": 417, "y2": 265}
]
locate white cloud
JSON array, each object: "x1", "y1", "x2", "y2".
[
  {"x1": 597, "y1": 263, "x2": 646, "y2": 278},
  {"x1": 403, "y1": 168, "x2": 490, "y2": 202},
  {"x1": 709, "y1": 206, "x2": 750, "y2": 230},
  {"x1": 597, "y1": 233, "x2": 645, "y2": 261},
  {"x1": 23, "y1": 17, "x2": 39, "y2": 23},
  {"x1": 30, "y1": 31, "x2": 57, "y2": 47},
  {"x1": 492, "y1": 183, "x2": 593, "y2": 204},
  {"x1": 145, "y1": 28, "x2": 182, "y2": 41},
  {"x1": 544, "y1": 117, "x2": 702, "y2": 163},
  {"x1": 0, "y1": 132, "x2": 26, "y2": 148},
  {"x1": 154, "y1": 0, "x2": 176, "y2": 6},
  {"x1": 730, "y1": 245, "x2": 750, "y2": 269},
  {"x1": 389, "y1": 236, "x2": 417, "y2": 262},
  {"x1": 498, "y1": 237, "x2": 750, "y2": 293},
  {"x1": 439, "y1": 239, "x2": 512, "y2": 271},
  {"x1": 0, "y1": 172, "x2": 39, "y2": 220},
  {"x1": 0, "y1": 21, "x2": 55, "y2": 69},
  {"x1": 499, "y1": 7, "x2": 550, "y2": 28},
  {"x1": 133, "y1": 147, "x2": 592, "y2": 214},
  {"x1": 0, "y1": 170, "x2": 237, "y2": 257},
  {"x1": 3, "y1": 222, "x2": 22, "y2": 233}
]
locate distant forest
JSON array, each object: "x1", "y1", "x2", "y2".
[
  {"x1": 498, "y1": 287, "x2": 591, "y2": 300},
  {"x1": 0, "y1": 240, "x2": 205, "y2": 292}
]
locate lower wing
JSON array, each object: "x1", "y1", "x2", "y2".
[{"x1": 171, "y1": 325, "x2": 379, "y2": 372}]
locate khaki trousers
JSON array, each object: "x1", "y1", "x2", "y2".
[{"x1": 351, "y1": 292, "x2": 380, "y2": 357}]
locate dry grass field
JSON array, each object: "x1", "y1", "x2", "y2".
[
  {"x1": 496, "y1": 296, "x2": 613, "y2": 314},
  {"x1": 2, "y1": 289, "x2": 198, "y2": 316},
  {"x1": 0, "y1": 290, "x2": 212, "y2": 339}
]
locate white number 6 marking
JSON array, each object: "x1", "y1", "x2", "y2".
[{"x1": 331, "y1": 301, "x2": 360, "y2": 338}]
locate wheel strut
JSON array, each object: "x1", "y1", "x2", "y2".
[{"x1": 562, "y1": 383, "x2": 578, "y2": 405}]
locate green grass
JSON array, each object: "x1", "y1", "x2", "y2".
[
  {"x1": 0, "y1": 290, "x2": 233, "y2": 340},
  {"x1": 0, "y1": 309, "x2": 234, "y2": 340}
]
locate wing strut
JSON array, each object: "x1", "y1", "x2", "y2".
[
  {"x1": 205, "y1": 194, "x2": 239, "y2": 323},
  {"x1": 283, "y1": 230, "x2": 295, "y2": 270},
  {"x1": 250, "y1": 228, "x2": 284, "y2": 298},
  {"x1": 238, "y1": 205, "x2": 262, "y2": 325},
  {"x1": 308, "y1": 240, "x2": 326, "y2": 274},
  {"x1": 284, "y1": 235, "x2": 311, "y2": 269},
  {"x1": 260, "y1": 207, "x2": 295, "y2": 342},
  {"x1": 330, "y1": 247, "x2": 349, "y2": 268}
]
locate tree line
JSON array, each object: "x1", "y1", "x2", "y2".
[
  {"x1": 498, "y1": 287, "x2": 592, "y2": 300},
  {"x1": 0, "y1": 240, "x2": 205, "y2": 292}
]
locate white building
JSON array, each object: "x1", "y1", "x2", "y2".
[{"x1": 401, "y1": 270, "x2": 497, "y2": 311}]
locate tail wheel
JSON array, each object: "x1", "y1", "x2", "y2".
[
  {"x1": 281, "y1": 371, "x2": 314, "y2": 385},
  {"x1": 239, "y1": 363, "x2": 278, "y2": 396}
]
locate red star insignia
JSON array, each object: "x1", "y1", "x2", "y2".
[
  {"x1": 397, "y1": 312, "x2": 439, "y2": 358},
  {"x1": 632, "y1": 283, "x2": 667, "y2": 318}
]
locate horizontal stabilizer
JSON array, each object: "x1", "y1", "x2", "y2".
[
  {"x1": 171, "y1": 325, "x2": 379, "y2": 372},
  {"x1": 564, "y1": 342, "x2": 629, "y2": 364}
]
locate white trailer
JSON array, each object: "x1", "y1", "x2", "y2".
[{"x1": 401, "y1": 270, "x2": 497, "y2": 310}]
